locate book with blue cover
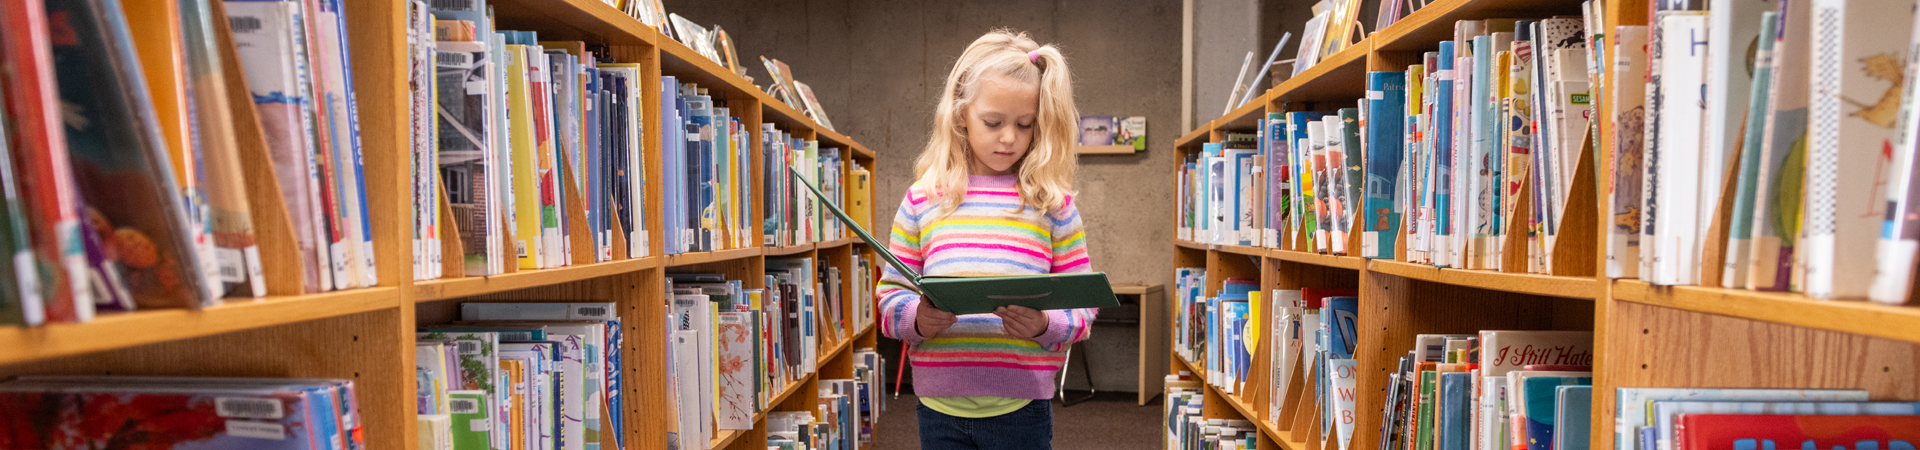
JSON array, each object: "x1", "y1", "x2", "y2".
[
  {"x1": 1434, "y1": 42, "x2": 1457, "y2": 267},
  {"x1": 1438, "y1": 372, "x2": 1470, "y2": 450},
  {"x1": 1365, "y1": 72, "x2": 1408, "y2": 259},
  {"x1": 1521, "y1": 375, "x2": 1589, "y2": 450},
  {"x1": 1554, "y1": 385, "x2": 1592, "y2": 450}
]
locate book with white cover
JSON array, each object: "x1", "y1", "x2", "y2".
[
  {"x1": 1644, "y1": 12, "x2": 1709, "y2": 286},
  {"x1": 1872, "y1": 4, "x2": 1920, "y2": 304},
  {"x1": 1477, "y1": 330, "x2": 1592, "y2": 378},
  {"x1": 1805, "y1": 0, "x2": 1916, "y2": 299},
  {"x1": 1608, "y1": 26, "x2": 1649, "y2": 279}
]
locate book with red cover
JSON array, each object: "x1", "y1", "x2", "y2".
[
  {"x1": 0, "y1": 0, "x2": 90, "y2": 323},
  {"x1": 1300, "y1": 287, "x2": 1359, "y2": 309},
  {"x1": 1676, "y1": 414, "x2": 1920, "y2": 450}
]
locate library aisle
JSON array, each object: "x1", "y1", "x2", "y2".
[{"x1": 7, "y1": 0, "x2": 1920, "y2": 449}]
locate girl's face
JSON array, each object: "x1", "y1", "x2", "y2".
[{"x1": 960, "y1": 74, "x2": 1039, "y2": 176}]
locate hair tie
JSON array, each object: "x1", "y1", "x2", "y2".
[{"x1": 1028, "y1": 50, "x2": 1042, "y2": 65}]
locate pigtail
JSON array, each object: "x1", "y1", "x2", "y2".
[{"x1": 1018, "y1": 45, "x2": 1079, "y2": 215}]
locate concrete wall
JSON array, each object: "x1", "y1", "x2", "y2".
[{"x1": 664, "y1": 0, "x2": 1182, "y2": 392}]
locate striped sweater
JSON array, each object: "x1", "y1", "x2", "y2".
[{"x1": 877, "y1": 174, "x2": 1096, "y2": 400}]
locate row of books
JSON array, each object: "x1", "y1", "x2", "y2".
[
  {"x1": 0, "y1": 375, "x2": 363, "y2": 450},
  {"x1": 416, "y1": 302, "x2": 627, "y2": 450},
  {"x1": 1164, "y1": 374, "x2": 1259, "y2": 450},
  {"x1": 415, "y1": 0, "x2": 651, "y2": 278},
  {"x1": 1376, "y1": 331, "x2": 1594, "y2": 450},
  {"x1": 663, "y1": 255, "x2": 877, "y2": 450},
  {"x1": 1601, "y1": 0, "x2": 1920, "y2": 305},
  {"x1": 1613, "y1": 388, "x2": 1920, "y2": 450},
  {"x1": 761, "y1": 127, "x2": 863, "y2": 247},
  {"x1": 0, "y1": 0, "x2": 391, "y2": 326},
  {"x1": 766, "y1": 352, "x2": 883, "y2": 450}
]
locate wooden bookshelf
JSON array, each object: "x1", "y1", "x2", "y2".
[
  {"x1": 1166, "y1": 1, "x2": 1920, "y2": 450},
  {"x1": 0, "y1": 1, "x2": 885, "y2": 449}
]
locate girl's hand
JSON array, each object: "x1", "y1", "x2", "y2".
[
  {"x1": 915, "y1": 300, "x2": 958, "y2": 338},
  {"x1": 993, "y1": 306, "x2": 1049, "y2": 340}
]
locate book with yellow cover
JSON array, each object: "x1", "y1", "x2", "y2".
[
  {"x1": 848, "y1": 166, "x2": 871, "y2": 232},
  {"x1": 504, "y1": 44, "x2": 543, "y2": 269}
]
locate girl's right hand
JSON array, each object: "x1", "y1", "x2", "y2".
[{"x1": 915, "y1": 300, "x2": 958, "y2": 338}]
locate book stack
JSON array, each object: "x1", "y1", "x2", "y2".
[
  {"x1": 417, "y1": 302, "x2": 626, "y2": 450},
  {"x1": 1613, "y1": 388, "x2": 1920, "y2": 450},
  {"x1": 0, "y1": 376, "x2": 363, "y2": 450},
  {"x1": 660, "y1": 78, "x2": 752, "y2": 255},
  {"x1": 415, "y1": 0, "x2": 648, "y2": 278},
  {"x1": 760, "y1": 126, "x2": 851, "y2": 247},
  {"x1": 1374, "y1": 331, "x2": 1593, "y2": 450},
  {"x1": 1165, "y1": 373, "x2": 1259, "y2": 450},
  {"x1": 768, "y1": 362, "x2": 884, "y2": 450}
]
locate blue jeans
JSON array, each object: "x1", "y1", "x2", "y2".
[{"x1": 916, "y1": 399, "x2": 1053, "y2": 450}]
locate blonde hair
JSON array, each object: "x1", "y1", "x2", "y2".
[{"x1": 914, "y1": 29, "x2": 1079, "y2": 215}]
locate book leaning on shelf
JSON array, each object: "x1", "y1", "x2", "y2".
[{"x1": 0, "y1": 0, "x2": 404, "y2": 326}]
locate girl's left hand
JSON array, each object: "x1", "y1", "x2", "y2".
[{"x1": 993, "y1": 306, "x2": 1049, "y2": 340}]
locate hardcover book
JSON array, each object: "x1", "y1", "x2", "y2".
[{"x1": 1675, "y1": 415, "x2": 1920, "y2": 450}]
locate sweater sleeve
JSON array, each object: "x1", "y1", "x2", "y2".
[
  {"x1": 877, "y1": 189, "x2": 930, "y2": 345},
  {"x1": 1033, "y1": 195, "x2": 1098, "y2": 351}
]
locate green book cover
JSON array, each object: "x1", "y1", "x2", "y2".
[
  {"x1": 449, "y1": 390, "x2": 492, "y2": 450},
  {"x1": 1417, "y1": 370, "x2": 1438, "y2": 450}
]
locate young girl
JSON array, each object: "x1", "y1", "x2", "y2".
[{"x1": 876, "y1": 30, "x2": 1094, "y2": 450}]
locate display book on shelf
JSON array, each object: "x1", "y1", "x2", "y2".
[{"x1": 0, "y1": 0, "x2": 398, "y2": 328}]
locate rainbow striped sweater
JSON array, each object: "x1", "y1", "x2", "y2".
[{"x1": 877, "y1": 174, "x2": 1096, "y2": 400}]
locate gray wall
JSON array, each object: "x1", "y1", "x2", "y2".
[{"x1": 664, "y1": 0, "x2": 1181, "y2": 392}]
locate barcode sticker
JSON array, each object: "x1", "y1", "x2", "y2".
[
  {"x1": 228, "y1": 16, "x2": 264, "y2": 34},
  {"x1": 244, "y1": 247, "x2": 265, "y2": 297},
  {"x1": 428, "y1": 0, "x2": 476, "y2": 11},
  {"x1": 1367, "y1": 90, "x2": 1385, "y2": 100},
  {"x1": 457, "y1": 340, "x2": 482, "y2": 355},
  {"x1": 216, "y1": 397, "x2": 285, "y2": 419},
  {"x1": 436, "y1": 52, "x2": 472, "y2": 67},
  {"x1": 216, "y1": 247, "x2": 246, "y2": 283},
  {"x1": 225, "y1": 420, "x2": 286, "y2": 440},
  {"x1": 450, "y1": 398, "x2": 480, "y2": 414},
  {"x1": 574, "y1": 305, "x2": 610, "y2": 319},
  {"x1": 471, "y1": 419, "x2": 492, "y2": 431}
]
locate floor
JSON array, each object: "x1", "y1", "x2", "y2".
[{"x1": 870, "y1": 388, "x2": 1167, "y2": 450}]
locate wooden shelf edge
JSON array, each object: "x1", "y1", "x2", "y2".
[
  {"x1": 753, "y1": 370, "x2": 818, "y2": 425},
  {"x1": 815, "y1": 324, "x2": 871, "y2": 369},
  {"x1": 0, "y1": 287, "x2": 401, "y2": 366},
  {"x1": 1075, "y1": 144, "x2": 1139, "y2": 155},
  {"x1": 1175, "y1": 239, "x2": 1209, "y2": 251},
  {"x1": 1274, "y1": 36, "x2": 1369, "y2": 99},
  {"x1": 665, "y1": 247, "x2": 762, "y2": 267},
  {"x1": 764, "y1": 242, "x2": 815, "y2": 256},
  {"x1": 1611, "y1": 280, "x2": 1920, "y2": 343},
  {"x1": 1177, "y1": 121, "x2": 1216, "y2": 149},
  {"x1": 707, "y1": 429, "x2": 744, "y2": 450},
  {"x1": 1368, "y1": 259, "x2": 1597, "y2": 299},
  {"x1": 1267, "y1": 249, "x2": 1367, "y2": 270},
  {"x1": 1218, "y1": 244, "x2": 1266, "y2": 257},
  {"x1": 414, "y1": 257, "x2": 661, "y2": 301}
]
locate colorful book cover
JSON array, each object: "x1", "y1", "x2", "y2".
[
  {"x1": 1654, "y1": 401, "x2": 1920, "y2": 450},
  {"x1": 1290, "y1": 112, "x2": 1326, "y2": 247},
  {"x1": 716, "y1": 312, "x2": 753, "y2": 430},
  {"x1": 177, "y1": 0, "x2": 268, "y2": 298},
  {"x1": 48, "y1": 0, "x2": 213, "y2": 309},
  {"x1": 1675, "y1": 415, "x2": 1920, "y2": 450},
  {"x1": 1309, "y1": 121, "x2": 1334, "y2": 251},
  {"x1": 1805, "y1": 0, "x2": 1915, "y2": 299},
  {"x1": 303, "y1": 0, "x2": 371, "y2": 289},
  {"x1": 1725, "y1": 12, "x2": 1783, "y2": 288},
  {"x1": 417, "y1": 330, "x2": 503, "y2": 450},
  {"x1": 122, "y1": 0, "x2": 213, "y2": 300},
  {"x1": 1332, "y1": 358, "x2": 1359, "y2": 450},
  {"x1": 1366, "y1": 72, "x2": 1408, "y2": 259},
  {"x1": 225, "y1": 0, "x2": 334, "y2": 292},
  {"x1": 1079, "y1": 116, "x2": 1117, "y2": 146},
  {"x1": 1416, "y1": 369, "x2": 1438, "y2": 450},
  {"x1": 1876, "y1": 7, "x2": 1920, "y2": 304},
  {"x1": 436, "y1": 40, "x2": 498, "y2": 277},
  {"x1": 1520, "y1": 375, "x2": 1590, "y2": 450},
  {"x1": 503, "y1": 44, "x2": 543, "y2": 269},
  {"x1": 1748, "y1": 0, "x2": 1812, "y2": 291},
  {"x1": 1477, "y1": 330, "x2": 1593, "y2": 378},
  {"x1": 1609, "y1": 26, "x2": 1650, "y2": 279},
  {"x1": 0, "y1": 385, "x2": 325, "y2": 449},
  {"x1": 1553, "y1": 386, "x2": 1592, "y2": 450},
  {"x1": 1612, "y1": 388, "x2": 1869, "y2": 450},
  {"x1": 0, "y1": 0, "x2": 86, "y2": 323}
]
